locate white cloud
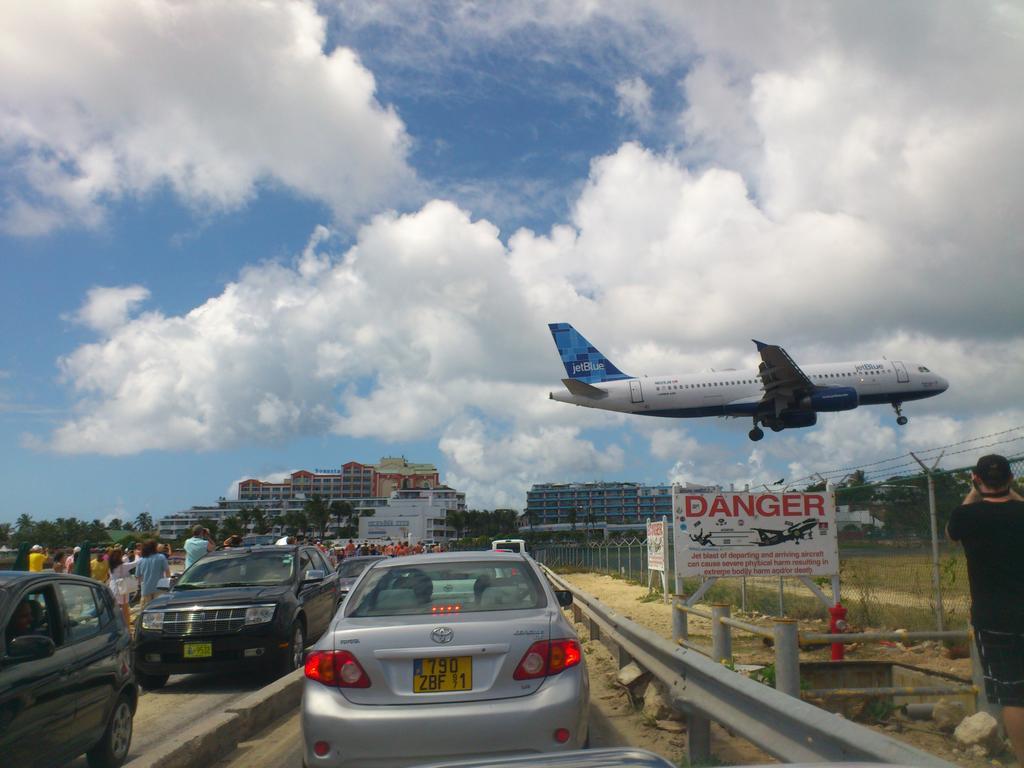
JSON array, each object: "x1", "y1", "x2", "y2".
[
  {"x1": 71, "y1": 286, "x2": 151, "y2": 335},
  {"x1": 615, "y1": 77, "x2": 653, "y2": 128},
  {"x1": 0, "y1": 0, "x2": 413, "y2": 234},
  {"x1": 440, "y1": 419, "x2": 624, "y2": 509},
  {"x1": 31, "y1": 2, "x2": 1024, "y2": 508}
]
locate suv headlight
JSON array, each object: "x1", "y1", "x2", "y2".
[
  {"x1": 244, "y1": 605, "x2": 276, "y2": 625},
  {"x1": 141, "y1": 611, "x2": 164, "y2": 631}
]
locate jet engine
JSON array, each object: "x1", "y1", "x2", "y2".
[
  {"x1": 780, "y1": 411, "x2": 818, "y2": 429},
  {"x1": 799, "y1": 386, "x2": 859, "y2": 412}
]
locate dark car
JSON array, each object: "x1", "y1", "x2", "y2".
[
  {"x1": 336, "y1": 555, "x2": 386, "y2": 601},
  {"x1": 0, "y1": 571, "x2": 136, "y2": 768},
  {"x1": 134, "y1": 545, "x2": 339, "y2": 689}
]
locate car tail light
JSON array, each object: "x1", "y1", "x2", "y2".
[
  {"x1": 304, "y1": 650, "x2": 371, "y2": 688},
  {"x1": 513, "y1": 639, "x2": 582, "y2": 680},
  {"x1": 554, "y1": 728, "x2": 571, "y2": 743}
]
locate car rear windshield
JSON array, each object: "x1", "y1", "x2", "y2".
[
  {"x1": 346, "y1": 560, "x2": 546, "y2": 617},
  {"x1": 176, "y1": 551, "x2": 294, "y2": 588},
  {"x1": 338, "y1": 557, "x2": 383, "y2": 578}
]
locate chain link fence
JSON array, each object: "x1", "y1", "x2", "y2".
[
  {"x1": 533, "y1": 536, "x2": 970, "y2": 631},
  {"x1": 533, "y1": 456, "x2": 1024, "y2": 630}
]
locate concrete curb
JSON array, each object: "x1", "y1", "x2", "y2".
[{"x1": 123, "y1": 669, "x2": 305, "y2": 768}]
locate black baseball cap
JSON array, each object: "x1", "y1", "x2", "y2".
[{"x1": 973, "y1": 454, "x2": 1012, "y2": 488}]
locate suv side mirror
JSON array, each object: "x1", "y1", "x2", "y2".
[
  {"x1": 6, "y1": 635, "x2": 56, "y2": 663},
  {"x1": 156, "y1": 578, "x2": 171, "y2": 591},
  {"x1": 302, "y1": 569, "x2": 326, "y2": 583},
  {"x1": 554, "y1": 590, "x2": 573, "y2": 608}
]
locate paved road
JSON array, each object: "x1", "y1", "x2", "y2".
[{"x1": 63, "y1": 671, "x2": 270, "y2": 767}]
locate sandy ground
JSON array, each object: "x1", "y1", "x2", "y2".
[{"x1": 562, "y1": 571, "x2": 1016, "y2": 768}]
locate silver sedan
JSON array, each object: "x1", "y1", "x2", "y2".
[{"x1": 301, "y1": 551, "x2": 589, "y2": 768}]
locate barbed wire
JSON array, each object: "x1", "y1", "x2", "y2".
[{"x1": 790, "y1": 425, "x2": 1024, "y2": 488}]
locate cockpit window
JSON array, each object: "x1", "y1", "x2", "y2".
[{"x1": 918, "y1": 366, "x2": 930, "y2": 373}]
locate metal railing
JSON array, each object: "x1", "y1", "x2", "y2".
[
  {"x1": 543, "y1": 566, "x2": 954, "y2": 766},
  {"x1": 672, "y1": 600, "x2": 978, "y2": 704}
]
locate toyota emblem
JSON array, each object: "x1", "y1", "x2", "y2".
[{"x1": 431, "y1": 626, "x2": 454, "y2": 644}]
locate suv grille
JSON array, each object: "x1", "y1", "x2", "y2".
[{"x1": 163, "y1": 607, "x2": 247, "y2": 636}]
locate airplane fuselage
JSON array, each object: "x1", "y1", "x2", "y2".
[{"x1": 549, "y1": 359, "x2": 947, "y2": 419}]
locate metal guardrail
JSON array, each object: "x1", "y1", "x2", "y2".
[
  {"x1": 671, "y1": 606, "x2": 974, "y2": 708},
  {"x1": 543, "y1": 567, "x2": 954, "y2": 767},
  {"x1": 672, "y1": 601, "x2": 977, "y2": 703}
]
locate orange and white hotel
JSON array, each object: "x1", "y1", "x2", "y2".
[{"x1": 237, "y1": 457, "x2": 440, "y2": 503}]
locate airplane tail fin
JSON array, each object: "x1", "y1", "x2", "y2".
[{"x1": 548, "y1": 323, "x2": 632, "y2": 383}]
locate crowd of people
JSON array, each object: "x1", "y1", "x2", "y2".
[
  {"x1": 15, "y1": 530, "x2": 444, "y2": 614},
  {"x1": 20, "y1": 540, "x2": 173, "y2": 625}
]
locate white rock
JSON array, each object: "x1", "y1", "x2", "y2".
[
  {"x1": 954, "y1": 711, "x2": 1001, "y2": 755},
  {"x1": 643, "y1": 682, "x2": 672, "y2": 720},
  {"x1": 969, "y1": 745, "x2": 989, "y2": 759},
  {"x1": 616, "y1": 661, "x2": 646, "y2": 687},
  {"x1": 932, "y1": 699, "x2": 966, "y2": 732}
]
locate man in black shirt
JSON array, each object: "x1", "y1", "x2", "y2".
[{"x1": 948, "y1": 454, "x2": 1024, "y2": 763}]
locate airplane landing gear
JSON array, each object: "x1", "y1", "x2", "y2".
[
  {"x1": 893, "y1": 401, "x2": 908, "y2": 426},
  {"x1": 749, "y1": 423, "x2": 764, "y2": 441}
]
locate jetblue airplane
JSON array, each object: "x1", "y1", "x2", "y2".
[{"x1": 547, "y1": 323, "x2": 949, "y2": 441}]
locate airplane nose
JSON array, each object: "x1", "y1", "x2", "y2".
[{"x1": 938, "y1": 376, "x2": 950, "y2": 392}]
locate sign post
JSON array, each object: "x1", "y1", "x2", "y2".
[
  {"x1": 672, "y1": 489, "x2": 839, "y2": 609},
  {"x1": 646, "y1": 519, "x2": 669, "y2": 603}
]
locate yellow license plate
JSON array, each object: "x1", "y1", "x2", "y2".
[
  {"x1": 183, "y1": 642, "x2": 213, "y2": 659},
  {"x1": 413, "y1": 656, "x2": 472, "y2": 693}
]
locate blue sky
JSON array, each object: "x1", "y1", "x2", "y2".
[{"x1": 2, "y1": 1, "x2": 1023, "y2": 525}]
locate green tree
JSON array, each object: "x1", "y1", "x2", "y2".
[
  {"x1": 250, "y1": 507, "x2": 269, "y2": 534},
  {"x1": 134, "y1": 512, "x2": 154, "y2": 532},
  {"x1": 237, "y1": 507, "x2": 254, "y2": 534},
  {"x1": 329, "y1": 500, "x2": 356, "y2": 538},
  {"x1": 197, "y1": 518, "x2": 220, "y2": 541},
  {"x1": 447, "y1": 510, "x2": 466, "y2": 539},
  {"x1": 107, "y1": 518, "x2": 124, "y2": 530},
  {"x1": 0, "y1": 523, "x2": 11, "y2": 545},
  {"x1": 221, "y1": 515, "x2": 243, "y2": 537},
  {"x1": 303, "y1": 495, "x2": 332, "y2": 539}
]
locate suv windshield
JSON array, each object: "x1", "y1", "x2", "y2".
[
  {"x1": 338, "y1": 557, "x2": 383, "y2": 578},
  {"x1": 347, "y1": 560, "x2": 545, "y2": 617},
  {"x1": 176, "y1": 550, "x2": 295, "y2": 588}
]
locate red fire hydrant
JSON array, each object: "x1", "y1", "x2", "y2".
[{"x1": 829, "y1": 602, "x2": 848, "y2": 661}]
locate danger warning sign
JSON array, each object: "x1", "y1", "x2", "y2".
[{"x1": 673, "y1": 490, "x2": 838, "y2": 578}]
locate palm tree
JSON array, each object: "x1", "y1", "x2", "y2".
[
  {"x1": 329, "y1": 500, "x2": 355, "y2": 538},
  {"x1": 221, "y1": 515, "x2": 242, "y2": 537},
  {"x1": 446, "y1": 510, "x2": 466, "y2": 540},
  {"x1": 107, "y1": 518, "x2": 124, "y2": 530},
  {"x1": 303, "y1": 495, "x2": 331, "y2": 539},
  {"x1": 134, "y1": 512, "x2": 154, "y2": 532},
  {"x1": 0, "y1": 523, "x2": 11, "y2": 545},
  {"x1": 15, "y1": 513, "x2": 33, "y2": 533},
  {"x1": 238, "y1": 507, "x2": 254, "y2": 534},
  {"x1": 250, "y1": 507, "x2": 269, "y2": 534}
]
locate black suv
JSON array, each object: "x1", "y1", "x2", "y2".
[
  {"x1": 0, "y1": 571, "x2": 136, "y2": 767},
  {"x1": 134, "y1": 545, "x2": 339, "y2": 688}
]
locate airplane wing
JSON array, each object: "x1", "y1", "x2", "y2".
[
  {"x1": 752, "y1": 340, "x2": 815, "y2": 416},
  {"x1": 561, "y1": 378, "x2": 609, "y2": 399}
]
